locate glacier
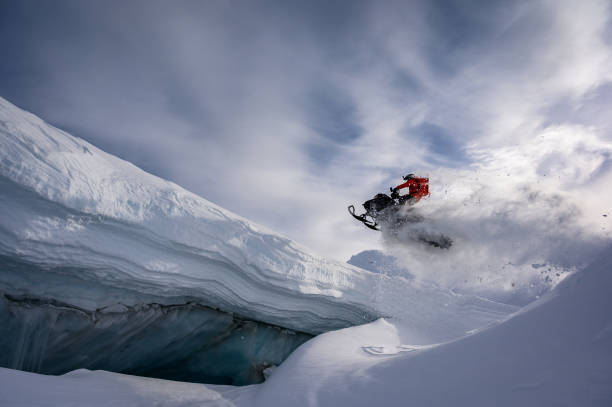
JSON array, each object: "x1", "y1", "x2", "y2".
[
  {"x1": 2, "y1": 246, "x2": 610, "y2": 406},
  {"x1": 0, "y1": 96, "x2": 518, "y2": 386},
  {"x1": 0, "y1": 95, "x2": 380, "y2": 334},
  {"x1": 0, "y1": 290, "x2": 310, "y2": 385},
  {"x1": 0, "y1": 96, "x2": 379, "y2": 384},
  {"x1": 251, "y1": 246, "x2": 612, "y2": 406}
]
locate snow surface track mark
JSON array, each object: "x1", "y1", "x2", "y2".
[{"x1": 361, "y1": 344, "x2": 430, "y2": 356}]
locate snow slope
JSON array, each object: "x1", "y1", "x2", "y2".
[
  {"x1": 0, "y1": 96, "x2": 381, "y2": 334},
  {"x1": 2, "y1": 247, "x2": 610, "y2": 406},
  {"x1": 0, "y1": 368, "x2": 250, "y2": 407},
  {"x1": 0, "y1": 96, "x2": 517, "y2": 337},
  {"x1": 0, "y1": 97, "x2": 609, "y2": 405},
  {"x1": 0, "y1": 96, "x2": 528, "y2": 391},
  {"x1": 253, "y1": 247, "x2": 612, "y2": 406}
]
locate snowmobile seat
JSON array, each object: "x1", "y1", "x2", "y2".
[{"x1": 363, "y1": 193, "x2": 392, "y2": 213}]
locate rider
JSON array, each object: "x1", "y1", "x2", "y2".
[{"x1": 391, "y1": 174, "x2": 429, "y2": 202}]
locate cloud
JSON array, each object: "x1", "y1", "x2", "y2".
[
  {"x1": 0, "y1": 0, "x2": 611, "y2": 263},
  {"x1": 382, "y1": 125, "x2": 612, "y2": 304}
]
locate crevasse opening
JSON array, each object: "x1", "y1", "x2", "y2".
[{"x1": 0, "y1": 283, "x2": 311, "y2": 385}]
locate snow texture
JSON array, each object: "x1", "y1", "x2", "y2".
[
  {"x1": 0, "y1": 96, "x2": 380, "y2": 335},
  {"x1": 4, "y1": 96, "x2": 596, "y2": 403},
  {"x1": 252, "y1": 247, "x2": 612, "y2": 407},
  {"x1": 0, "y1": 292, "x2": 311, "y2": 385},
  {"x1": 378, "y1": 131, "x2": 612, "y2": 305},
  {"x1": 0, "y1": 97, "x2": 521, "y2": 386},
  {"x1": 2, "y1": 247, "x2": 611, "y2": 406}
]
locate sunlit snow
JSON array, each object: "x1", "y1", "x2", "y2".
[{"x1": 0, "y1": 97, "x2": 610, "y2": 406}]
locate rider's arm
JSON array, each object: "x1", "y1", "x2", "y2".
[{"x1": 394, "y1": 179, "x2": 416, "y2": 191}]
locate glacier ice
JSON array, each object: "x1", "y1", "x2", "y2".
[
  {"x1": 0, "y1": 290, "x2": 310, "y2": 385},
  {"x1": 251, "y1": 247, "x2": 612, "y2": 407},
  {"x1": 2, "y1": 247, "x2": 611, "y2": 405},
  {"x1": 0, "y1": 96, "x2": 381, "y2": 384},
  {"x1": 0, "y1": 96, "x2": 518, "y2": 385},
  {"x1": 0, "y1": 96, "x2": 380, "y2": 334}
]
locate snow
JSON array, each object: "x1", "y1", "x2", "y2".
[
  {"x1": 253, "y1": 248, "x2": 612, "y2": 406},
  {"x1": 1, "y1": 96, "x2": 610, "y2": 405},
  {"x1": 4, "y1": 246, "x2": 610, "y2": 406},
  {"x1": 0, "y1": 368, "x2": 250, "y2": 407},
  {"x1": 0, "y1": 96, "x2": 380, "y2": 334}
]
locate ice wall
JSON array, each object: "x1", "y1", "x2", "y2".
[{"x1": 0, "y1": 291, "x2": 310, "y2": 385}]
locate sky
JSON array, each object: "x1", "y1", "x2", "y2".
[{"x1": 1, "y1": 0, "x2": 611, "y2": 262}]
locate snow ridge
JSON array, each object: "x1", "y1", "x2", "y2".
[{"x1": 0, "y1": 96, "x2": 379, "y2": 334}]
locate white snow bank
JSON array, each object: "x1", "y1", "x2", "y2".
[
  {"x1": 0, "y1": 96, "x2": 517, "y2": 337},
  {"x1": 254, "y1": 247, "x2": 612, "y2": 406},
  {"x1": 3, "y1": 247, "x2": 610, "y2": 406},
  {"x1": 0, "y1": 368, "x2": 249, "y2": 407},
  {"x1": 0, "y1": 96, "x2": 380, "y2": 333}
]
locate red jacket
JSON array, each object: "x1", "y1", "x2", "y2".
[{"x1": 395, "y1": 177, "x2": 429, "y2": 201}]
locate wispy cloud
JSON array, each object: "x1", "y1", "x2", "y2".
[
  {"x1": 0, "y1": 0, "x2": 610, "y2": 262},
  {"x1": 384, "y1": 125, "x2": 612, "y2": 303}
]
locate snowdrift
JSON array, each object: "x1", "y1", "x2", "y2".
[
  {"x1": 253, "y1": 247, "x2": 612, "y2": 406},
  {"x1": 0, "y1": 96, "x2": 383, "y2": 384},
  {"x1": 0, "y1": 96, "x2": 380, "y2": 334},
  {"x1": 1, "y1": 247, "x2": 609, "y2": 406}
]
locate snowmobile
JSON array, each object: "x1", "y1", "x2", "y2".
[
  {"x1": 348, "y1": 175, "x2": 453, "y2": 249},
  {"x1": 348, "y1": 189, "x2": 415, "y2": 231}
]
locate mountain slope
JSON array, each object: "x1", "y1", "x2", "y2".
[{"x1": 253, "y1": 247, "x2": 612, "y2": 406}]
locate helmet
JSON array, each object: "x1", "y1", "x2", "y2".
[{"x1": 402, "y1": 173, "x2": 414, "y2": 181}]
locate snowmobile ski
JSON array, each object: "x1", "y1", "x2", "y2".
[{"x1": 348, "y1": 205, "x2": 380, "y2": 231}]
